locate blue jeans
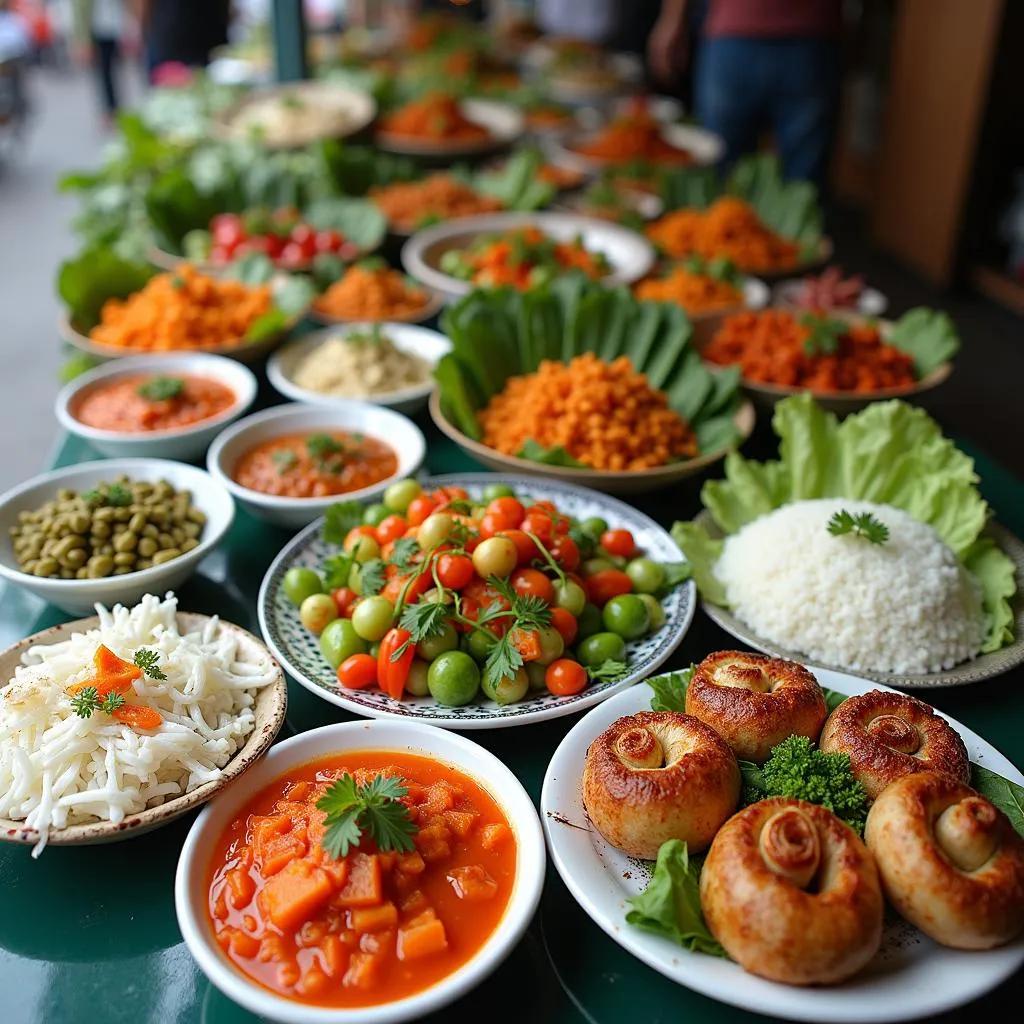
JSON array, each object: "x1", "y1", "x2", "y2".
[{"x1": 695, "y1": 37, "x2": 840, "y2": 188}]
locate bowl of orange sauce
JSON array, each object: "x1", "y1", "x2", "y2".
[
  {"x1": 207, "y1": 403, "x2": 426, "y2": 528},
  {"x1": 174, "y1": 719, "x2": 545, "y2": 1023},
  {"x1": 56, "y1": 354, "x2": 258, "y2": 461}
]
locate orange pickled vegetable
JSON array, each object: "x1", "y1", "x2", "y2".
[
  {"x1": 312, "y1": 265, "x2": 431, "y2": 321},
  {"x1": 574, "y1": 108, "x2": 694, "y2": 166},
  {"x1": 369, "y1": 174, "x2": 503, "y2": 234},
  {"x1": 635, "y1": 265, "x2": 745, "y2": 315},
  {"x1": 112, "y1": 703, "x2": 163, "y2": 731},
  {"x1": 379, "y1": 92, "x2": 488, "y2": 143}
]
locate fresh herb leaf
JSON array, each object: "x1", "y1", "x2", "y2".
[
  {"x1": 647, "y1": 668, "x2": 694, "y2": 712},
  {"x1": 356, "y1": 558, "x2": 386, "y2": 597},
  {"x1": 587, "y1": 659, "x2": 628, "y2": 682},
  {"x1": 323, "y1": 501, "x2": 365, "y2": 545},
  {"x1": 822, "y1": 687, "x2": 847, "y2": 713},
  {"x1": 799, "y1": 313, "x2": 846, "y2": 357},
  {"x1": 970, "y1": 764, "x2": 1024, "y2": 840},
  {"x1": 316, "y1": 772, "x2": 417, "y2": 859},
  {"x1": 70, "y1": 686, "x2": 100, "y2": 719},
  {"x1": 394, "y1": 599, "x2": 450, "y2": 659},
  {"x1": 659, "y1": 562, "x2": 692, "y2": 590},
  {"x1": 106, "y1": 484, "x2": 132, "y2": 507},
  {"x1": 827, "y1": 509, "x2": 889, "y2": 545},
  {"x1": 388, "y1": 536, "x2": 420, "y2": 572},
  {"x1": 137, "y1": 376, "x2": 184, "y2": 401},
  {"x1": 271, "y1": 450, "x2": 298, "y2": 474},
  {"x1": 306, "y1": 433, "x2": 346, "y2": 472},
  {"x1": 81, "y1": 489, "x2": 102, "y2": 506},
  {"x1": 133, "y1": 649, "x2": 166, "y2": 680},
  {"x1": 484, "y1": 633, "x2": 524, "y2": 685},
  {"x1": 516, "y1": 438, "x2": 586, "y2": 468},
  {"x1": 739, "y1": 760, "x2": 766, "y2": 804},
  {"x1": 323, "y1": 553, "x2": 355, "y2": 591},
  {"x1": 99, "y1": 691, "x2": 127, "y2": 714}
]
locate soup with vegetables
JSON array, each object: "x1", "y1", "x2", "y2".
[
  {"x1": 207, "y1": 750, "x2": 516, "y2": 1008},
  {"x1": 74, "y1": 375, "x2": 237, "y2": 433},
  {"x1": 233, "y1": 432, "x2": 397, "y2": 498}
]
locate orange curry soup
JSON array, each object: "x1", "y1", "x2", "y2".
[
  {"x1": 232, "y1": 431, "x2": 397, "y2": 498},
  {"x1": 206, "y1": 751, "x2": 517, "y2": 1008},
  {"x1": 74, "y1": 374, "x2": 236, "y2": 433}
]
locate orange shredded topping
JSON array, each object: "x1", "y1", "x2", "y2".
[
  {"x1": 370, "y1": 174, "x2": 503, "y2": 233},
  {"x1": 574, "y1": 110, "x2": 693, "y2": 166},
  {"x1": 460, "y1": 227, "x2": 609, "y2": 289},
  {"x1": 313, "y1": 265, "x2": 430, "y2": 321},
  {"x1": 379, "y1": 92, "x2": 488, "y2": 142},
  {"x1": 635, "y1": 266, "x2": 745, "y2": 315}
]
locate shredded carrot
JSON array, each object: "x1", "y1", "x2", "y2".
[
  {"x1": 312, "y1": 265, "x2": 430, "y2": 321},
  {"x1": 379, "y1": 92, "x2": 488, "y2": 142},
  {"x1": 574, "y1": 109, "x2": 693, "y2": 166},
  {"x1": 703, "y1": 310, "x2": 917, "y2": 392},
  {"x1": 458, "y1": 227, "x2": 610, "y2": 289},
  {"x1": 635, "y1": 266, "x2": 745, "y2": 315},
  {"x1": 370, "y1": 174, "x2": 503, "y2": 233},
  {"x1": 478, "y1": 353, "x2": 697, "y2": 471}
]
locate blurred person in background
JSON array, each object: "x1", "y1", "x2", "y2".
[
  {"x1": 648, "y1": 0, "x2": 843, "y2": 188},
  {"x1": 0, "y1": 0, "x2": 31, "y2": 130},
  {"x1": 131, "y1": 0, "x2": 230, "y2": 83},
  {"x1": 72, "y1": 0, "x2": 129, "y2": 126}
]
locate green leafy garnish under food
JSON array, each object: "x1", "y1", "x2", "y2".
[
  {"x1": 625, "y1": 839, "x2": 728, "y2": 958},
  {"x1": 322, "y1": 500, "x2": 365, "y2": 546},
  {"x1": 646, "y1": 667, "x2": 694, "y2": 711},
  {"x1": 670, "y1": 394, "x2": 1017, "y2": 654},
  {"x1": 971, "y1": 764, "x2": 1024, "y2": 839},
  {"x1": 137, "y1": 377, "x2": 184, "y2": 402},
  {"x1": 587, "y1": 659, "x2": 629, "y2": 683},
  {"x1": 57, "y1": 246, "x2": 156, "y2": 333},
  {"x1": 887, "y1": 307, "x2": 960, "y2": 378},
  {"x1": 316, "y1": 773, "x2": 417, "y2": 860},
  {"x1": 133, "y1": 649, "x2": 166, "y2": 681},
  {"x1": 467, "y1": 146, "x2": 556, "y2": 212},
  {"x1": 826, "y1": 509, "x2": 890, "y2": 545},
  {"x1": 516, "y1": 440, "x2": 585, "y2": 468}
]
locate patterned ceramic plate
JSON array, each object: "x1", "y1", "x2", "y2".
[{"x1": 258, "y1": 474, "x2": 695, "y2": 729}]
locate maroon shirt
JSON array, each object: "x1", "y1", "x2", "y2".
[{"x1": 705, "y1": 0, "x2": 843, "y2": 38}]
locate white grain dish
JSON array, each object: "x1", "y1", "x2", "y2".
[
  {"x1": 541, "y1": 674, "x2": 1024, "y2": 1023},
  {"x1": 175, "y1": 719, "x2": 546, "y2": 1024},
  {"x1": 267, "y1": 323, "x2": 451, "y2": 416},
  {"x1": 55, "y1": 353, "x2": 258, "y2": 461},
  {"x1": 0, "y1": 459, "x2": 235, "y2": 615},
  {"x1": 206, "y1": 403, "x2": 426, "y2": 529}
]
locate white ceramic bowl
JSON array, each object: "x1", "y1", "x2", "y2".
[
  {"x1": 206, "y1": 403, "x2": 426, "y2": 529},
  {"x1": 546, "y1": 122, "x2": 725, "y2": 175},
  {"x1": 772, "y1": 279, "x2": 889, "y2": 318},
  {"x1": 267, "y1": 324, "x2": 452, "y2": 416},
  {"x1": 174, "y1": 719, "x2": 546, "y2": 1024},
  {"x1": 401, "y1": 212, "x2": 656, "y2": 303},
  {"x1": 0, "y1": 459, "x2": 235, "y2": 615},
  {"x1": 375, "y1": 98, "x2": 525, "y2": 158},
  {"x1": 55, "y1": 354, "x2": 258, "y2": 461}
]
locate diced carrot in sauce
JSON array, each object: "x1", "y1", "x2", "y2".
[
  {"x1": 351, "y1": 902, "x2": 398, "y2": 934},
  {"x1": 334, "y1": 852, "x2": 383, "y2": 908},
  {"x1": 259, "y1": 833, "x2": 308, "y2": 877},
  {"x1": 212, "y1": 888, "x2": 229, "y2": 922},
  {"x1": 418, "y1": 840, "x2": 451, "y2": 863},
  {"x1": 397, "y1": 917, "x2": 448, "y2": 961},
  {"x1": 396, "y1": 851, "x2": 426, "y2": 876},
  {"x1": 299, "y1": 921, "x2": 328, "y2": 947},
  {"x1": 299, "y1": 964, "x2": 330, "y2": 997},
  {"x1": 278, "y1": 962, "x2": 301, "y2": 989},
  {"x1": 259, "y1": 861, "x2": 333, "y2": 933},
  {"x1": 377, "y1": 851, "x2": 398, "y2": 872},
  {"x1": 359, "y1": 928, "x2": 395, "y2": 956},
  {"x1": 448, "y1": 865, "x2": 498, "y2": 902},
  {"x1": 321, "y1": 934, "x2": 347, "y2": 977},
  {"x1": 251, "y1": 814, "x2": 292, "y2": 857},
  {"x1": 321, "y1": 857, "x2": 350, "y2": 889},
  {"x1": 421, "y1": 781, "x2": 457, "y2": 816},
  {"x1": 400, "y1": 890, "x2": 429, "y2": 918},
  {"x1": 219, "y1": 927, "x2": 260, "y2": 959},
  {"x1": 443, "y1": 810, "x2": 477, "y2": 838},
  {"x1": 225, "y1": 867, "x2": 256, "y2": 908},
  {"x1": 283, "y1": 781, "x2": 310, "y2": 801},
  {"x1": 480, "y1": 822, "x2": 512, "y2": 851},
  {"x1": 343, "y1": 951, "x2": 383, "y2": 990},
  {"x1": 406, "y1": 909, "x2": 437, "y2": 929}
]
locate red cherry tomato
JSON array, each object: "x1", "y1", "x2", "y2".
[
  {"x1": 337, "y1": 653, "x2": 377, "y2": 690},
  {"x1": 338, "y1": 241, "x2": 360, "y2": 260},
  {"x1": 522, "y1": 512, "x2": 554, "y2": 545},
  {"x1": 381, "y1": 571, "x2": 433, "y2": 606},
  {"x1": 600, "y1": 529, "x2": 636, "y2": 558},
  {"x1": 529, "y1": 500, "x2": 557, "y2": 515},
  {"x1": 510, "y1": 568, "x2": 556, "y2": 604},
  {"x1": 406, "y1": 494, "x2": 438, "y2": 527},
  {"x1": 486, "y1": 497, "x2": 525, "y2": 527},
  {"x1": 375, "y1": 514, "x2": 408, "y2": 546},
  {"x1": 265, "y1": 233, "x2": 286, "y2": 259},
  {"x1": 239, "y1": 235, "x2": 271, "y2": 256},
  {"x1": 345, "y1": 525, "x2": 377, "y2": 546},
  {"x1": 208, "y1": 245, "x2": 231, "y2": 265},
  {"x1": 497, "y1": 529, "x2": 538, "y2": 565},
  {"x1": 585, "y1": 569, "x2": 634, "y2": 607},
  {"x1": 290, "y1": 223, "x2": 316, "y2": 247},
  {"x1": 278, "y1": 241, "x2": 308, "y2": 269},
  {"x1": 549, "y1": 535, "x2": 580, "y2": 571},
  {"x1": 314, "y1": 229, "x2": 344, "y2": 253},
  {"x1": 432, "y1": 485, "x2": 469, "y2": 502},
  {"x1": 210, "y1": 213, "x2": 245, "y2": 249},
  {"x1": 545, "y1": 659, "x2": 588, "y2": 696},
  {"x1": 436, "y1": 553, "x2": 474, "y2": 590},
  {"x1": 549, "y1": 607, "x2": 578, "y2": 646},
  {"x1": 479, "y1": 512, "x2": 512, "y2": 539},
  {"x1": 463, "y1": 579, "x2": 513, "y2": 635},
  {"x1": 455, "y1": 594, "x2": 480, "y2": 632},
  {"x1": 330, "y1": 586, "x2": 359, "y2": 618}
]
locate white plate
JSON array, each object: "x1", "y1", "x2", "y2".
[
  {"x1": 541, "y1": 671, "x2": 1024, "y2": 1023},
  {"x1": 546, "y1": 123, "x2": 725, "y2": 176},
  {"x1": 258, "y1": 474, "x2": 695, "y2": 729},
  {"x1": 375, "y1": 98, "x2": 524, "y2": 158},
  {"x1": 401, "y1": 212, "x2": 656, "y2": 303}
]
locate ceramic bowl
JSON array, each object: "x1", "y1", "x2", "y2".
[
  {"x1": 0, "y1": 459, "x2": 235, "y2": 615},
  {"x1": 267, "y1": 323, "x2": 452, "y2": 416},
  {"x1": 0, "y1": 610, "x2": 287, "y2": 848},
  {"x1": 772, "y1": 278, "x2": 889, "y2": 318},
  {"x1": 545, "y1": 122, "x2": 725, "y2": 175},
  {"x1": 375, "y1": 98, "x2": 525, "y2": 158},
  {"x1": 55, "y1": 353, "x2": 258, "y2": 461},
  {"x1": 305, "y1": 286, "x2": 446, "y2": 328},
  {"x1": 174, "y1": 719, "x2": 546, "y2": 1024},
  {"x1": 206, "y1": 403, "x2": 426, "y2": 529}
]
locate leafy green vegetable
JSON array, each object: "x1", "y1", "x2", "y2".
[
  {"x1": 516, "y1": 440, "x2": 586, "y2": 468},
  {"x1": 316, "y1": 773, "x2": 417, "y2": 859},
  {"x1": 137, "y1": 377, "x2": 184, "y2": 402},
  {"x1": 587, "y1": 659, "x2": 629, "y2": 682},
  {"x1": 303, "y1": 197, "x2": 387, "y2": 250},
  {"x1": 646, "y1": 668, "x2": 694, "y2": 712},
  {"x1": 59, "y1": 352, "x2": 102, "y2": 383},
  {"x1": 57, "y1": 247, "x2": 156, "y2": 332},
  {"x1": 827, "y1": 509, "x2": 890, "y2": 545},
  {"x1": 470, "y1": 147, "x2": 557, "y2": 211},
  {"x1": 970, "y1": 764, "x2": 1024, "y2": 839},
  {"x1": 69, "y1": 686, "x2": 128, "y2": 719},
  {"x1": 322, "y1": 553, "x2": 355, "y2": 590},
  {"x1": 822, "y1": 687, "x2": 848, "y2": 713},
  {"x1": 323, "y1": 500, "x2": 366, "y2": 546},
  {"x1": 887, "y1": 307, "x2": 960, "y2": 377},
  {"x1": 668, "y1": 523, "x2": 728, "y2": 606},
  {"x1": 625, "y1": 840, "x2": 728, "y2": 958},
  {"x1": 738, "y1": 760, "x2": 765, "y2": 804},
  {"x1": 659, "y1": 562, "x2": 693, "y2": 589}
]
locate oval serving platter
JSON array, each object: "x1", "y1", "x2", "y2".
[
  {"x1": 541, "y1": 670, "x2": 1024, "y2": 1024},
  {"x1": 258, "y1": 474, "x2": 695, "y2": 729}
]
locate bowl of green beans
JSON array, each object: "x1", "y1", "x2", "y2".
[{"x1": 0, "y1": 459, "x2": 235, "y2": 615}]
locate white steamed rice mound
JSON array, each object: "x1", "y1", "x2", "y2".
[{"x1": 715, "y1": 499, "x2": 985, "y2": 675}]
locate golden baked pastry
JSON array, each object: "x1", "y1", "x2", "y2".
[
  {"x1": 865, "y1": 771, "x2": 1024, "y2": 949},
  {"x1": 685, "y1": 651, "x2": 828, "y2": 763},
  {"x1": 701, "y1": 798, "x2": 884, "y2": 985},
  {"x1": 582, "y1": 711, "x2": 740, "y2": 858},
  {"x1": 819, "y1": 690, "x2": 970, "y2": 799}
]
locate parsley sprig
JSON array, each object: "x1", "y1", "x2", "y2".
[
  {"x1": 137, "y1": 377, "x2": 184, "y2": 402},
  {"x1": 799, "y1": 313, "x2": 846, "y2": 357},
  {"x1": 306, "y1": 433, "x2": 347, "y2": 473},
  {"x1": 316, "y1": 773, "x2": 417, "y2": 859},
  {"x1": 133, "y1": 649, "x2": 167, "y2": 680},
  {"x1": 827, "y1": 509, "x2": 889, "y2": 545},
  {"x1": 70, "y1": 686, "x2": 127, "y2": 719}
]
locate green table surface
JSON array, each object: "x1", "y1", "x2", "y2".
[{"x1": 2, "y1": 385, "x2": 1023, "y2": 1024}]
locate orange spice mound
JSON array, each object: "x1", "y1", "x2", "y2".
[
  {"x1": 478, "y1": 353, "x2": 698, "y2": 471},
  {"x1": 646, "y1": 197, "x2": 801, "y2": 273},
  {"x1": 574, "y1": 111, "x2": 694, "y2": 166},
  {"x1": 90, "y1": 264, "x2": 273, "y2": 352},
  {"x1": 703, "y1": 310, "x2": 917, "y2": 392},
  {"x1": 370, "y1": 174, "x2": 503, "y2": 232},
  {"x1": 313, "y1": 265, "x2": 430, "y2": 321},
  {"x1": 379, "y1": 92, "x2": 489, "y2": 142},
  {"x1": 635, "y1": 266, "x2": 744, "y2": 315}
]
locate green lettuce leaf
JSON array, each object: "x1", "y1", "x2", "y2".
[
  {"x1": 57, "y1": 247, "x2": 156, "y2": 332},
  {"x1": 625, "y1": 840, "x2": 728, "y2": 958},
  {"x1": 472, "y1": 147, "x2": 556, "y2": 211},
  {"x1": 964, "y1": 537, "x2": 1017, "y2": 653},
  {"x1": 887, "y1": 307, "x2": 960, "y2": 377},
  {"x1": 516, "y1": 439, "x2": 586, "y2": 467},
  {"x1": 823, "y1": 688, "x2": 848, "y2": 713},
  {"x1": 303, "y1": 197, "x2": 387, "y2": 251},
  {"x1": 669, "y1": 522, "x2": 729, "y2": 606},
  {"x1": 970, "y1": 764, "x2": 1024, "y2": 839},
  {"x1": 646, "y1": 668, "x2": 694, "y2": 711}
]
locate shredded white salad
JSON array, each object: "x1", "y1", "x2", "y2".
[{"x1": 0, "y1": 593, "x2": 279, "y2": 856}]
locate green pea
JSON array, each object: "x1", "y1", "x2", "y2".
[{"x1": 152, "y1": 548, "x2": 182, "y2": 565}]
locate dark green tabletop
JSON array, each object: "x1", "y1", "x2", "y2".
[{"x1": 2, "y1": 397, "x2": 1022, "y2": 1024}]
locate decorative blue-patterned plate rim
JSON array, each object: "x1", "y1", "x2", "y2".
[{"x1": 257, "y1": 473, "x2": 695, "y2": 729}]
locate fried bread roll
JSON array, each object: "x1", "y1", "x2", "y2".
[
  {"x1": 865, "y1": 771, "x2": 1024, "y2": 949},
  {"x1": 701, "y1": 798, "x2": 884, "y2": 985},
  {"x1": 685, "y1": 651, "x2": 828, "y2": 763},
  {"x1": 582, "y1": 711, "x2": 740, "y2": 858},
  {"x1": 819, "y1": 690, "x2": 970, "y2": 799}
]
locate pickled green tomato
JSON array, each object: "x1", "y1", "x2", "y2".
[
  {"x1": 577, "y1": 631, "x2": 627, "y2": 667},
  {"x1": 481, "y1": 483, "x2": 515, "y2": 501},
  {"x1": 638, "y1": 593, "x2": 666, "y2": 631},
  {"x1": 299, "y1": 593, "x2": 336, "y2": 634},
  {"x1": 535, "y1": 627, "x2": 565, "y2": 666},
  {"x1": 320, "y1": 619, "x2": 368, "y2": 670},
  {"x1": 345, "y1": 534, "x2": 380, "y2": 562},
  {"x1": 427, "y1": 651, "x2": 481, "y2": 706},
  {"x1": 625, "y1": 557, "x2": 665, "y2": 594},
  {"x1": 466, "y1": 629, "x2": 494, "y2": 663},
  {"x1": 554, "y1": 580, "x2": 587, "y2": 616},
  {"x1": 363, "y1": 503, "x2": 390, "y2": 527},
  {"x1": 383, "y1": 478, "x2": 422, "y2": 514},
  {"x1": 405, "y1": 659, "x2": 431, "y2": 696},
  {"x1": 283, "y1": 567, "x2": 324, "y2": 607},
  {"x1": 602, "y1": 594, "x2": 651, "y2": 640},
  {"x1": 350, "y1": 596, "x2": 396, "y2": 642},
  {"x1": 472, "y1": 537, "x2": 518, "y2": 578},
  {"x1": 525, "y1": 661, "x2": 548, "y2": 691},
  {"x1": 575, "y1": 603, "x2": 604, "y2": 640},
  {"x1": 581, "y1": 557, "x2": 615, "y2": 577},
  {"x1": 416, "y1": 622, "x2": 459, "y2": 660},
  {"x1": 417, "y1": 513, "x2": 455, "y2": 551},
  {"x1": 481, "y1": 665, "x2": 529, "y2": 705},
  {"x1": 579, "y1": 517, "x2": 608, "y2": 542}
]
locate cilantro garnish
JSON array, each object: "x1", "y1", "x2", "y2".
[
  {"x1": 827, "y1": 509, "x2": 889, "y2": 545},
  {"x1": 133, "y1": 649, "x2": 166, "y2": 680},
  {"x1": 70, "y1": 687, "x2": 127, "y2": 719},
  {"x1": 271, "y1": 450, "x2": 298, "y2": 474},
  {"x1": 316, "y1": 773, "x2": 417, "y2": 859},
  {"x1": 136, "y1": 377, "x2": 184, "y2": 402}
]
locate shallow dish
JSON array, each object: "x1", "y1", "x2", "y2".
[
  {"x1": 266, "y1": 323, "x2": 452, "y2": 416},
  {"x1": 55, "y1": 353, "x2": 258, "y2": 461},
  {"x1": 773, "y1": 279, "x2": 889, "y2": 318},
  {"x1": 541, "y1": 672, "x2": 1024, "y2": 1024},
  {"x1": 0, "y1": 611, "x2": 286, "y2": 847},
  {"x1": 206, "y1": 403, "x2": 426, "y2": 530},
  {"x1": 428, "y1": 390, "x2": 755, "y2": 497},
  {"x1": 547, "y1": 122, "x2": 725, "y2": 175},
  {"x1": 0, "y1": 459, "x2": 235, "y2": 615},
  {"x1": 554, "y1": 187, "x2": 665, "y2": 222},
  {"x1": 258, "y1": 473, "x2": 695, "y2": 729},
  {"x1": 401, "y1": 211, "x2": 656, "y2": 303},
  {"x1": 693, "y1": 509, "x2": 1024, "y2": 689},
  {"x1": 375, "y1": 98, "x2": 524, "y2": 158},
  {"x1": 175, "y1": 718, "x2": 546, "y2": 1024}
]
